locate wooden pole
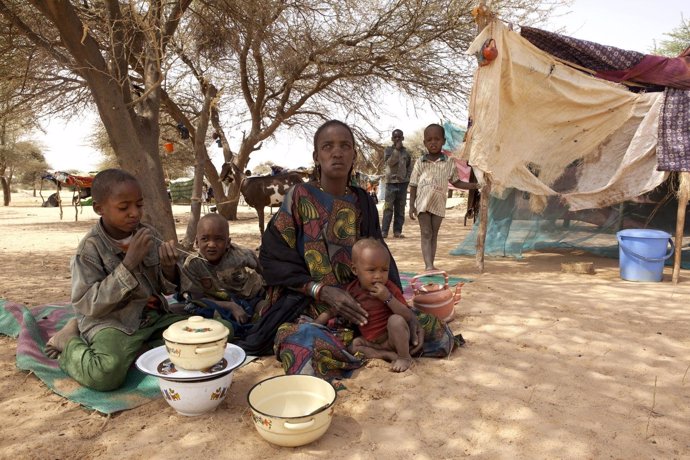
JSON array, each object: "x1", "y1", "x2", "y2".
[
  {"x1": 472, "y1": 1, "x2": 492, "y2": 272},
  {"x1": 672, "y1": 172, "x2": 689, "y2": 283},
  {"x1": 476, "y1": 178, "x2": 492, "y2": 272},
  {"x1": 73, "y1": 186, "x2": 80, "y2": 222},
  {"x1": 57, "y1": 182, "x2": 63, "y2": 220}
]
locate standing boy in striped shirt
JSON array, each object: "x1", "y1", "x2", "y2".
[{"x1": 409, "y1": 124, "x2": 479, "y2": 271}]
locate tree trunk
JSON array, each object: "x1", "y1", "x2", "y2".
[
  {"x1": 216, "y1": 142, "x2": 255, "y2": 220},
  {"x1": 28, "y1": 0, "x2": 178, "y2": 241},
  {"x1": 476, "y1": 177, "x2": 491, "y2": 272},
  {"x1": 217, "y1": 179, "x2": 242, "y2": 221},
  {"x1": 1, "y1": 176, "x2": 9, "y2": 206},
  {"x1": 182, "y1": 84, "x2": 217, "y2": 248},
  {"x1": 0, "y1": 160, "x2": 11, "y2": 205},
  {"x1": 91, "y1": 87, "x2": 176, "y2": 241}
]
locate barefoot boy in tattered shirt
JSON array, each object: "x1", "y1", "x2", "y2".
[{"x1": 45, "y1": 169, "x2": 190, "y2": 391}]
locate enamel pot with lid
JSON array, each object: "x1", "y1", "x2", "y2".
[{"x1": 162, "y1": 316, "x2": 229, "y2": 370}]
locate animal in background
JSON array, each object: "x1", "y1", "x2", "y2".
[{"x1": 220, "y1": 163, "x2": 306, "y2": 234}]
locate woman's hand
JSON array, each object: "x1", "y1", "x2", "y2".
[
  {"x1": 408, "y1": 315, "x2": 425, "y2": 355},
  {"x1": 319, "y1": 285, "x2": 369, "y2": 326}
]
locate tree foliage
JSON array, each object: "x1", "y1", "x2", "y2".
[
  {"x1": 171, "y1": 0, "x2": 563, "y2": 216},
  {"x1": 0, "y1": 138, "x2": 45, "y2": 204},
  {"x1": 0, "y1": 0, "x2": 197, "y2": 239},
  {"x1": 655, "y1": 15, "x2": 690, "y2": 57},
  {"x1": 0, "y1": 0, "x2": 565, "y2": 231},
  {"x1": 11, "y1": 140, "x2": 46, "y2": 183},
  {"x1": 90, "y1": 119, "x2": 195, "y2": 180}
]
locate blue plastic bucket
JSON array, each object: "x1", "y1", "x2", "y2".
[{"x1": 617, "y1": 229, "x2": 674, "y2": 282}]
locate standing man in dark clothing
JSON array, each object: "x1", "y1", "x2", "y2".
[{"x1": 381, "y1": 129, "x2": 413, "y2": 238}]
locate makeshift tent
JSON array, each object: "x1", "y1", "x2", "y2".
[
  {"x1": 452, "y1": 20, "x2": 690, "y2": 272},
  {"x1": 40, "y1": 171, "x2": 95, "y2": 221}
]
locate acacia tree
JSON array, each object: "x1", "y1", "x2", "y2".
[
  {"x1": 0, "y1": 0, "x2": 194, "y2": 240},
  {"x1": 0, "y1": 16, "x2": 47, "y2": 205},
  {"x1": 173, "y1": 0, "x2": 562, "y2": 219},
  {"x1": 0, "y1": 0, "x2": 563, "y2": 229},
  {"x1": 14, "y1": 143, "x2": 49, "y2": 195},
  {"x1": 655, "y1": 15, "x2": 690, "y2": 57},
  {"x1": 0, "y1": 118, "x2": 44, "y2": 205}
]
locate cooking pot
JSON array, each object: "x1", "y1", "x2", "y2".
[
  {"x1": 247, "y1": 375, "x2": 337, "y2": 447},
  {"x1": 162, "y1": 316, "x2": 229, "y2": 370},
  {"x1": 410, "y1": 271, "x2": 463, "y2": 322}
]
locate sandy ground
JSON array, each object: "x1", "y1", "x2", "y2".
[{"x1": 1, "y1": 188, "x2": 689, "y2": 460}]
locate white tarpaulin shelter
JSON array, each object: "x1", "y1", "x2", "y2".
[{"x1": 462, "y1": 20, "x2": 668, "y2": 212}]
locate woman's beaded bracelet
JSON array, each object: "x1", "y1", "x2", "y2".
[{"x1": 383, "y1": 292, "x2": 393, "y2": 305}]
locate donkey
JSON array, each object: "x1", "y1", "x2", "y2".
[{"x1": 220, "y1": 163, "x2": 306, "y2": 234}]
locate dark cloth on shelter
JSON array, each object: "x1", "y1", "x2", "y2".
[
  {"x1": 521, "y1": 26, "x2": 644, "y2": 72},
  {"x1": 658, "y1": 87, "x2": 690, "y2": 171},
  {"x1": 520, "y1": 26, "x2": 690, "y2": 89}
]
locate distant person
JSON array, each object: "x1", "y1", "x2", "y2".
[
  {"x1": 366, "y1": 180, "x2": 378, "y2": 204},
  {"x1": 409, "y1": 124, "x2": 479, "y2": 271},
  {"x1": 180, "y1": 213, "x2": 266, "y2": 339},
  {"x1": 201, "y1": 183, "x2": 209, "y2": 205},
  {"x1": 381, "y1": 129, "x2": 413, "y2": 238},
  {"x1": 44, "y1": 169, "x2": 190, "y2": 391},
  {"x1": 43, "y1": 192, "x2": 60, "y2": 207}
]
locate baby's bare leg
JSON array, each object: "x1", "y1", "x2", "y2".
[
  {"x1": 350, "y1": 336, "x2": 397, "y2": 362},
  {"x1": 45, "y1": 318, "x2": 79, "y2": 359},
  {"x1": 387, "y1": 314, "x2": 413, "y2": 372}
]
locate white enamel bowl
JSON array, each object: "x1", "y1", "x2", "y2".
[
  {"x1": 158, "y1": 371, "x2": 233, "y2": 416},
  {"x1": 135, "y1": 343, "x2": 246, "y2": 381},
  {"x1": 247, "y1": 375, "x2": 337, "y2": 447},
  {"x1": 136, "y1": 344, "x2": 246, "y2": 417}
]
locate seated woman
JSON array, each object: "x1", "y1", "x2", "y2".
[{"x1": 235, "y1": 120, "x2": 456, "y2": 380}]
